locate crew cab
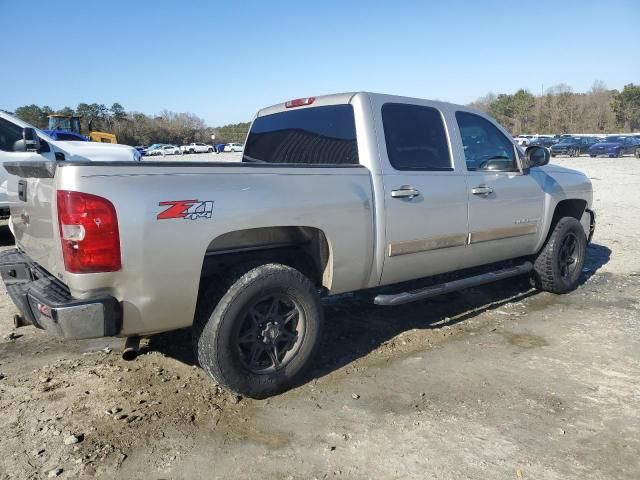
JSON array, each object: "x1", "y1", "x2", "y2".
[
  {"x1": 0, "y1": 111, "x2": 140, "y2": 216},
  {"x1": 0, "y1": 93, "x2": 595, "y2": 398},
  {"x1": 181, "y1": 143, "x2": 213, "y2": 154}
]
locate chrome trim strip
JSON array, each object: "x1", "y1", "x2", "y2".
[
  {"x1": 470, "y1": 224, "x2": 538, "y2": 244},
  {"x1": 388, "y1": 233, "x2": 467, "y2": 257}
]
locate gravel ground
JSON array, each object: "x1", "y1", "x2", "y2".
[{"x1": 0, "y1": 156, "x2": 638, "y2": 479}]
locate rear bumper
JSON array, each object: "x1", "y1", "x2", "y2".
[{"x1": 0, "y1": 249, "x2": 121, "y2": 339}]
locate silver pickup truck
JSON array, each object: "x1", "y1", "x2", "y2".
[{"x1": 0, "y1": 92, "x2": 595, "y2": 398}]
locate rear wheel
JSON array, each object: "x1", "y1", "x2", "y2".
[
  {"x1": 531, "y1": 217, "x2": 586, "y2": 294},
  {"x1": 208, "y1": 147, "x2": 213, "y2": 153},
  {"x1": 193, "y1": 263, "x2": 323, "y2": 398}
]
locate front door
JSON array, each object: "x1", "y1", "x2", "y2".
[
  {"x1": 377, "y1": 101, "x2": 470, "y2": 286},
  {"x1": 454, "y1": 111, "x2": 544, "y2": 264}
]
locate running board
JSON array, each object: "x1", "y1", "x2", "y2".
[{"x1": 374, "y1": 261, "x2": 533, "y2": 306}]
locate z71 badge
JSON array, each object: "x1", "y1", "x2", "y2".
[{"x1": 157, "y1": 200, "x2": 214, "y2": 220}]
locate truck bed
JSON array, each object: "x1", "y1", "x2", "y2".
[{"x1": 5, "y1": 160, "x2": 375, "y2": 335}]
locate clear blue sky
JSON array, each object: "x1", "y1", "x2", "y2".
[{"x1": 2, "y1": 0, "x2": 638, "y2": 126}]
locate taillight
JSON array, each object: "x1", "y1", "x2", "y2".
[
  {"x1": 285, "y1": 97, "x2": 316, "y2": 108},
  {"x1": 57, "y1": 190, "x2": 121, "y2": 273}
]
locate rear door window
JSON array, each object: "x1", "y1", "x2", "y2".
[
  {"x1": 244, "y1": 105, "x2": 358, "y2": 165},
  {"x1": 381, "y1": 103, "x2": 452, "y2": 171}
]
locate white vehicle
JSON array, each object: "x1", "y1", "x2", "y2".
[
  {"x1": 180, "y1": 143, "x2": 213, "y2": 154},
  {"x1": 0, "y1": 111, "x2": 140, "y2": 215},
  {"x1": 148, "y1": 145, "x2": 182, "y2": 156},
  {"x1": 514, "y1": 135, "x2": 534, "y2": 147},
  {"x1": 224, "y1": 143, "x2": 244, "y2": 152}
]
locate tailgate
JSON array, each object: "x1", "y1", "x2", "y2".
[{"x1": 5, "y1": 162, "x2": 61, "y2": 275}]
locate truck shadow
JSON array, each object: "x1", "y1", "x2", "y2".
[{"x1": 147, "y1": 243, "x2": 611, "y2": 390}]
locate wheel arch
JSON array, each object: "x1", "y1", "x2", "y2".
[
  {"x1": 198, "y1": 226, "x2": 333, "y2": 293},
  {"x1": 539, "y1": 198, "x2": 588, "y2": 251}
]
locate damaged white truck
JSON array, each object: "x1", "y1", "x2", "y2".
[{"x1": 0, "y1": 93, "x2": 595, "y2": 398}]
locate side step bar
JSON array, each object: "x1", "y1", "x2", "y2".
[{"x1": 374, "y1": 261, "x2": 533, "y2": 306}]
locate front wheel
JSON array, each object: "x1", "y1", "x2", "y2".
[
  {"x1": 617, "y1": 150, "x2": 624, "y2": 158},
  {"x1": 193, "y1": 263, "x2": 323, "y2": 398},
  {"x1": 531, "y1": 217, "x2": 586, "y2": 294}
]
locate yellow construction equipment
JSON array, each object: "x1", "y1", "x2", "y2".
[{"x1": 45, "y1": 115, "x2": 117, "y2": 144}]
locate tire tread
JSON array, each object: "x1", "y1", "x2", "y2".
[{"x1": 532, "y1": 217, "x2": 585, "y2": 294}]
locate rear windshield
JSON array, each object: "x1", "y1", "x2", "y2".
[{"x1": 243, "y1": 104, "x2": 359, "y2": 165}]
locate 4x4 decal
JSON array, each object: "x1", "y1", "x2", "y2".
[{"x1": 157, "y1": 200, "x2": 214, "y2": 220}]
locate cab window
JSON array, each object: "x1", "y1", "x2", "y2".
[
  {"x1": 455, "y1": 111, "x2": 518, "y2": 172},
  {"x1": 381, "y1": 103, "x2": 452, "y2": 171}
]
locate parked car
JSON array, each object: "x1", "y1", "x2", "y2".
[
  {"x1": 145, "y1": 145, "x2": 164, "y2": 156},
  {"x1": 0, "y1": 111, "x2": 140, "y2": 217},
  {"x1": 181, "y1": 143, "x2": 213, "y2": 154},
  {"x1": 224, "y1": 143, "x2": 244, "y2": 152},
  {"x1": 514, "y1": 135, "x2": 535, "y2": 147},
  {"x1": 0, "y1": 92, "x2": 595, "y2": 399},
  {"x1": 143, "y1": 144, "x2": 163, "y2": 156},
  {"x1": 214, "y1": 143, "x2": 226, "y2": 154},
  {"x1": 550, "y1": 137, "x2": 598, "y2": 157},
  {"x1": 588, "y1": 135, "x2": 640, "y2": 158},
  {"x1": 147, "y1": 145, "x2": 182, "y2": 156},
  {"x1": 529, "y1": 136, "x2": 556, "y2": 148}
]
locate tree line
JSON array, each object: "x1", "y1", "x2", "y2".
[
  {"x1": 7, "y1": 81, "x2": 639, "y2": 146},
  {"x1": 9, "y1": 102, "x2": 250, "y2": 146},
  {"x1": 469, "y1": 82, "x2": 640, "y2": 135}
]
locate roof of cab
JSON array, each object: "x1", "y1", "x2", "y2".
[
  {"x1": 255, "y1": 91, "x2": 473, "y2": 118},
  {"x1": 256, "y1": 92, "x2": 358, "y2": 117}
]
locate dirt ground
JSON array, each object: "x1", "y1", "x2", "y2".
[{"x1": 0, "y1": 156, "x2": 638, "y2": 480}]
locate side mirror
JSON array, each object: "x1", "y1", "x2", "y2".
[
  {"x1": 526, "y1": 145, "x2": 550, "y2": 168},
  {"x1": 13, "y1": 128, "x2": 41, "y2": 152},
  {"x1": 23, "y1": 128, "x2": 41, "y2": 151}
]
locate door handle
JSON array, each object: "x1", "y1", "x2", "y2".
[
  {"x1": 471, "y1": 185, "x2": 493, "y2": 196},
  {"x1": 391, "y1": 186, "x2": 420, "y2": 199},
  {"x1": 18, "y1": 180, "x2": 27, "y2": 202}
]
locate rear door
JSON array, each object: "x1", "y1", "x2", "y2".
[
  {"x1": 454, "y1": 110, "x2": 544, "y2": 263},
  {"x1": 374, "y1": 100, "x2": 471, "y2": 286},
  {"x1": 0, "y1": 118, "x2": 59, "y2": 271}
]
